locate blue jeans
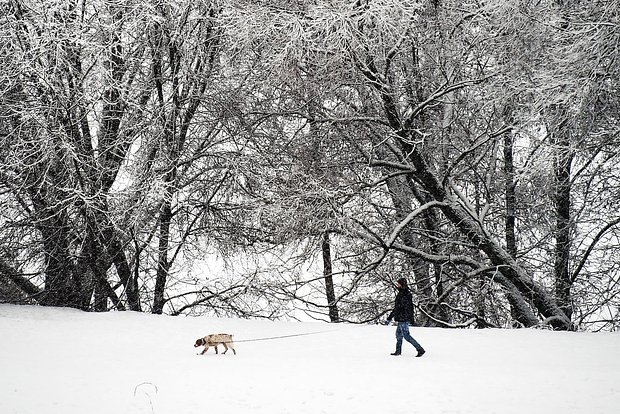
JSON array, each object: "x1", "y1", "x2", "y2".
[{"x1": 395, "y1": 322, "x2": 424, "y2": 354}]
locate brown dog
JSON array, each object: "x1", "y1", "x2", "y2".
[{"x1": 194, "y1": 334, "x2": 236, "y2": 355}]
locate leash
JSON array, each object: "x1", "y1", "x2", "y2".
[
  {"x1": 233, "y1": 329, "x2": 340, "y2": 343},
  {"x1": 200, "y1": 324, "x2": 375, "y2": 345},
  {"x1": 232, "y1": 323, "x2": 380, "y2": 343}
]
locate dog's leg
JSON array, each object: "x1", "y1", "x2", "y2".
[
  {"x1": 201, "y1": 345, "x2": 209, "y2": 355},
  {"x1": 222, "y1": 343, "x2": 229, "y2": 354},
  {"x1": 229, "y1": 343, "x2": 236, "y2": 355},
  {"x1": 214, "y1": 344, "x2": 219, "y2": 354}
]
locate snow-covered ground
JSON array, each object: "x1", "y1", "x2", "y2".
[{"x1": 1, "y1": 304, "x2": 619, "y2": 414}]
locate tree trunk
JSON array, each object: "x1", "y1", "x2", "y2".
[
  {"x1": 551, "y1": 114, "x2": 574, "y2": 321},
  {"x1": 107, "y1": 229, "x2": 142, "y2": 312},
  {"x1": 322, "y1": 231, "x2": 339, "y2": 322},
  {"x1": 0, "y1": 259, "x2": 41, "y2": 299},
  {"x1": 153, "y1": 201, "x2": 173, "y2": 315},
  {"x1": 502, "y1": 107, "x2": 524, "y2": 325},
  {"x1": 32, "y1": 197, "x2": 84, "y2": 309},
  {"x1": 503, "y1": 125, "x2": 517, "y2": 259},
  {"x1": 115, "y1": 246, "x2": 141, "y2": 311}
]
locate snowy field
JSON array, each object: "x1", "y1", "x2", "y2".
[{"x1": 1, "y1": 304, "x2": 619, "y2": 414}]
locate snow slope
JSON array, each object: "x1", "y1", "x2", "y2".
[{"x1": 1, "y1": 304, "x2": 619, "y2": 414}]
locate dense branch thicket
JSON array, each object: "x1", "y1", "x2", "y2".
[{"x1": 1, "y1": 0, "x2": 619, "y2": 331}]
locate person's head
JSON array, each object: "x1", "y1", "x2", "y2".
[{"x1": 396, "y1": 277, "x2": 408, "y2": 289}]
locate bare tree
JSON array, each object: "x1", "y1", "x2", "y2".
[{"x1": 2, "y1": 0, "x2": 619, "y2": 330}]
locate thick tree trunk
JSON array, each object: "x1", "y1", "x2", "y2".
[
  {"x1": 0, "y1": 259, "x2": 41, "y2": 299},
  {"x1": 32, "y1": 196, "x2": 84, "y2": 309},
  {"x1": 551, "y1": 115, "x2": 574, "y2": 321},
  {"x1": 547, "y1": 0, "x2": 576, "y2": 326},
  {"x1": 503, "y1": 127, "x2": 517, "y2": 259},
  {"x1": 502, "y1": 109, "x2": 524, "y2": 325},
  {"x1": 110, "y1": 234, "x2": 142, "y2": 312},
  {"x1": 39, "y1": 235, "x2": 81, "y2": 308},
  {"x1": 153, "y1": 201, "x2": 173, "y2": 315},
  {"x1": 82, "y1": 227, "x2": 110, "y2": 312},
  {"x1": 322, "y1": 232, "x2": 339, "y2": 322},
  {"x1": 151, "y1": 22, "x2": 179, "y2": 315}
]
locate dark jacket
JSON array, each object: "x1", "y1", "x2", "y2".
[{"x1": 388, "y1": 286, "x2": 415, "y2": 323}]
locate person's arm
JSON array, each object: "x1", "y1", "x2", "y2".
[
  {"x1": 386, "y1": 292, "x2": 403, "y2": 323},
  {"x1": 405, "y1": 293, "x2": 415, "y2": 324}
]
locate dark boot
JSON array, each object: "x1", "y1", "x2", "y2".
[
  {"x1": 416, "y1": 349, "x2": 426, "y2": 357},
  {"x1": 392, "y1": 344, "x2": 402, "y2": 356}
]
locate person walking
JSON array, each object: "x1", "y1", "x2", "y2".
[{"x1": 385, "y1": 277, "x2": 426, "y2": 357}]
